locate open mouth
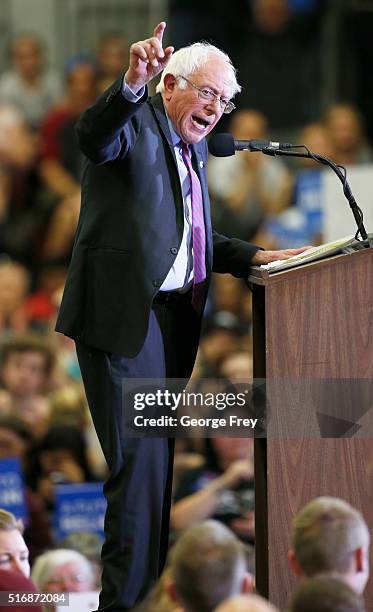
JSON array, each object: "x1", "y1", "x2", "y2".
[{"x1": 191, "y1": 115, "x2": 210, "y2": 130}]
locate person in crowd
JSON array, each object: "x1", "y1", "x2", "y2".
[
  {"x1": 55, "y1": 19, "x2": 307, "y2": 609},
  {"x1": 0, "y1": 509, "x2": 30, "y2": 577},
  {"x1": 0, "y1": 333, "x2": 55, "y2": 438},
  {"x1": 323, "y1": 103, "x2": 372, "y2": 166},
  {"x1": 289, "y1": 574, "x2": 366, "y2": 612},
  {"x1": 208, "y1": 109, "x2": 293, "y2": 241},
  {"x1": 167, "y1": 521, "x2": 253, "y2": 612},
  {"x1": 132, "y1": 567, "x2": 182, "y2": 612},
  {"x1": 27, "y1": 424, "x2": 95, "y2": 509},
  {"x1": 0, "y1": 569, "x2": 42, "y2": 612},
  {"x1": 0, "y1": 261, "x2": 30, "y2": 334},
  {"x1": 211, "y1": 275, "x2": 251, "y2": 319},
  {"x1": 198, "y1": 311, "x2": 246, "y2": 377},
  {"x1": 25, "y1": 260, "x2": 68, "y2": 332},
  {"x1": 288, "y1": 496, "x2": 370, "y2": 594},
  {"x1": 262, "y1": 122, "x2": 334, "y2": 248},
  {"x1": 96, "y1": 33, "x2": 129, "y2": 93},
  {"x1": 0, "y1": 105, "x2": 43, "y2": 266},
  {"x1": 0, "y1": 416, "x2": 52, "y2": 561},
  {"x1": 234, "y1": 0, "x2": 324, "y2": 131},
  {"x1": 215, "y1": 593, "x2": 279, "y2": 612},
  {"x1": 171, "y1": 437, "x2": 254, "y2": 543},
  {"x1": 39, "y1": 54, "x2": 98, "y2": 200},
  {"x1": 61, "y1": 532, "x2": 103, "y2": 589},
  {"x1": 31, "y1": 548, "x2": 95, "y2": 593},
  {"x1": 0, "y1": 33, "x2": 62, "y2": 130}
]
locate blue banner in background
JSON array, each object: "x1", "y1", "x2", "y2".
[
  {"x1": 54, "y1": 482, "x2": 106, "y2": 541},
  {"x1": 0, "y1": 458, "x2": 27, "y2": 522}
]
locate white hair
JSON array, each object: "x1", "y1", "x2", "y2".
[
  {"x1": 31, "y1": 549, "x2": 94, "y2": 592},
  {"x1": 156, "y1": 42, "x2": 241, "y2": 99}
]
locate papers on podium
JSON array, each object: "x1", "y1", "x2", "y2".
[{"x1": 260, "y1": 235, "x2": 356, "y2": 273}]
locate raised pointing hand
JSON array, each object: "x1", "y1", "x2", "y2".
[{"x1": 125, "y1": 22, "x2": 174, "y2": 93}]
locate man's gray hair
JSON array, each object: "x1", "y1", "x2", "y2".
[
  {"x1": 31, "y1": 548, "x2": 94, "y2": 592},
  {"x1": 156, "y1": 42, "x2": 241, "y2": 99},
  {"x1": 170, "y1": 520, "x2": 247, "y2": 612},
  {"x1": 292, "y1": 497, "x2": 370, "y2": 575}
]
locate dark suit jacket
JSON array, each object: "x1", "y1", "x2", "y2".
[{"x1": 56, "y1": 77, "x2": 259, "y2": 357}]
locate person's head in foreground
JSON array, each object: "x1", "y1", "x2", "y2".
[
  {"x1": 156, "y1": 43, "x2": 241, "y2": 145},
  {"x1": 290, "y1": 574, "x2": 366, "y2": 612},
  {"x1": 288, "y1": 496, "x2": 370, "y2": 594},
  {"x1": 215, "y1": 593, "x2": 279, "y2": 612},
  {"x1": 31, "y1": 549, "x2": 95, "y2": 593},
  {"x1": 167, "y1": 520, "x2": 252, "y2": 612},
  {"x1": 0, "y1": 568, "x2": 42, "y2": 612},
  {"x1": 0, "y1": 509, "x2": 29, "y2": 577}
]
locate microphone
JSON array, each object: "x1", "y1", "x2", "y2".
[{"x1": 208, "y1": 133, "x2": 295, "y2": 157}]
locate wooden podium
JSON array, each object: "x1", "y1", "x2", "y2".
[{"x1": 249, "y1": 247, "x2": 373, "y2": 610}]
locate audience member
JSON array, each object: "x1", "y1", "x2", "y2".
[
  {"x1": 323, "y1": 103, "x2": 372, "y2": 166},
  {"x1": 133, "y1": 567, "x2": 182, "y2": 612},
  {"x1": 263, "y1": 122, "x2": 334, "y2": 248},
  {"x1": 234, "y1": 0, "x2": 324, "y2": 131},
  {"x1": 208, "y1": 110, "x2": 292, "y2": 240},
  {"x1": 0, "y1": 261, "x2": 30, "y2": 334},
  {"x1": 0, "y1": 333, "x2": 55, "y2": 437},
  {"x1": 0, "y1": 569, "x2": 42, "y2": 612},
  {"x1": 96, "y1": 32, "x2": 129, "y2": 93},
  {"x1": 288, "y1": 496, "x2": 370, "y2": 594},
  {"x1": 39, "y1": 55, "x2": 98, "y2": 200},
  {"x1": 171, "y1": 438, "x2": 255, "y2": 543},
  {"x1": 0, "y1": 416, "x2": 52, "y2": 561},
  {"x1": 0, "y1": 509, "x2": 30, "y2": 577},
  {"x1": 0, "y1": 34, "x2": 62, "y2": 129},
  {"x1": 198, "y1": 311, "x2": 245, "y2": 377},
  {"x1": 31, "y1": 548, "x2": 95, "y2": 593},
  {"x1": 28, "y1": 424, "x2": 95, "y2": 509},
  {"x1": 215, "y1": 593, "x2": 279, "y2": 612},
  {"x1": 290, "y1": 574, "x2": 365, "y2": 612},
  {"x1": 167, "y1": 521, "x2": 252, "y2": 612},
  {"x1": 0, "y1": 106, "x2": 42, "y2": 265}
]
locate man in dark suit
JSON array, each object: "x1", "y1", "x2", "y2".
[{"x1": 56, "y1": 22, "x2": 306, "y2": 611}]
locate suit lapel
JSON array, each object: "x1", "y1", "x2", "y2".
[{"x1": 149, "y1": 94, "x2": 178, "y2": 167}]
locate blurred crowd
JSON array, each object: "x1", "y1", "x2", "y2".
[
  {"x1": 0, "y1": 0, "x2": 372, "y2": 609},
  {"x1": 0, "y1": 496, "x2": 369, "y2": 611}
]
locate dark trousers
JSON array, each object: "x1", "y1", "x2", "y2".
[{"x1": 75, "y1": 293, "x2": 200, "y2": 611}]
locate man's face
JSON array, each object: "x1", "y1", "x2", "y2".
[
  {"x1": 162, "y1": 56, "x2": 233, "y2": 144},
  {"x1": 0, "y1": 530, "x2": 30, "y2": 577}
]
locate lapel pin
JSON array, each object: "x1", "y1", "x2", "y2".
[{"x1": 199, "y1": 160, "x2": 204, "y2": 168}]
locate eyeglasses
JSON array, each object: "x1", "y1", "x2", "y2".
[{"x1": 178, "y1": 76, "x2": 235, "y2": 114}]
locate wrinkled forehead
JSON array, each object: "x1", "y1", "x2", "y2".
[{"x1": 189, "y1": 54, "x2": 236, "y2": 97}]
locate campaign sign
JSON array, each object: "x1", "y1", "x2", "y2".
[
  {"x1": 54, "y1": 482, "x2": 106, "y2": 540},
  {"x1": 0, "y1": 457, "x2": 27, "y2": 522}
]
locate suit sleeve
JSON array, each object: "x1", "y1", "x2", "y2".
[
  {"x1": 212, "y1": 230, "x2": 260, "y2": 277},
  {"x1": 75, "y1": 76, "x2": 148, "y2": 165}
]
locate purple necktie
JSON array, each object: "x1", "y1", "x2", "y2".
[{"x1": 181, "y1": 143, "x2": 206, "y2": 312}]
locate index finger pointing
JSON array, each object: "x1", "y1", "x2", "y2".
[{"x1": 153, "y1": 21, "x2": 166, "y2": 42}]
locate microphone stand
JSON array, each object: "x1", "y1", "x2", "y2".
[{"x1": 256, "y1": 146, "x2": 368, "y2": 241}]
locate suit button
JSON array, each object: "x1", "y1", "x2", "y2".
[
  {"x1": 170, "y1": 247, "x2": 178, "y2": 255},
  {"x1": 153, "y1": 279, "x2": 162, "y2": 288}
]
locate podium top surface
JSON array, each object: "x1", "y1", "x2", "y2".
[{"x1": 248, "y1": 246, "x2": 373, "y2": 286}]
